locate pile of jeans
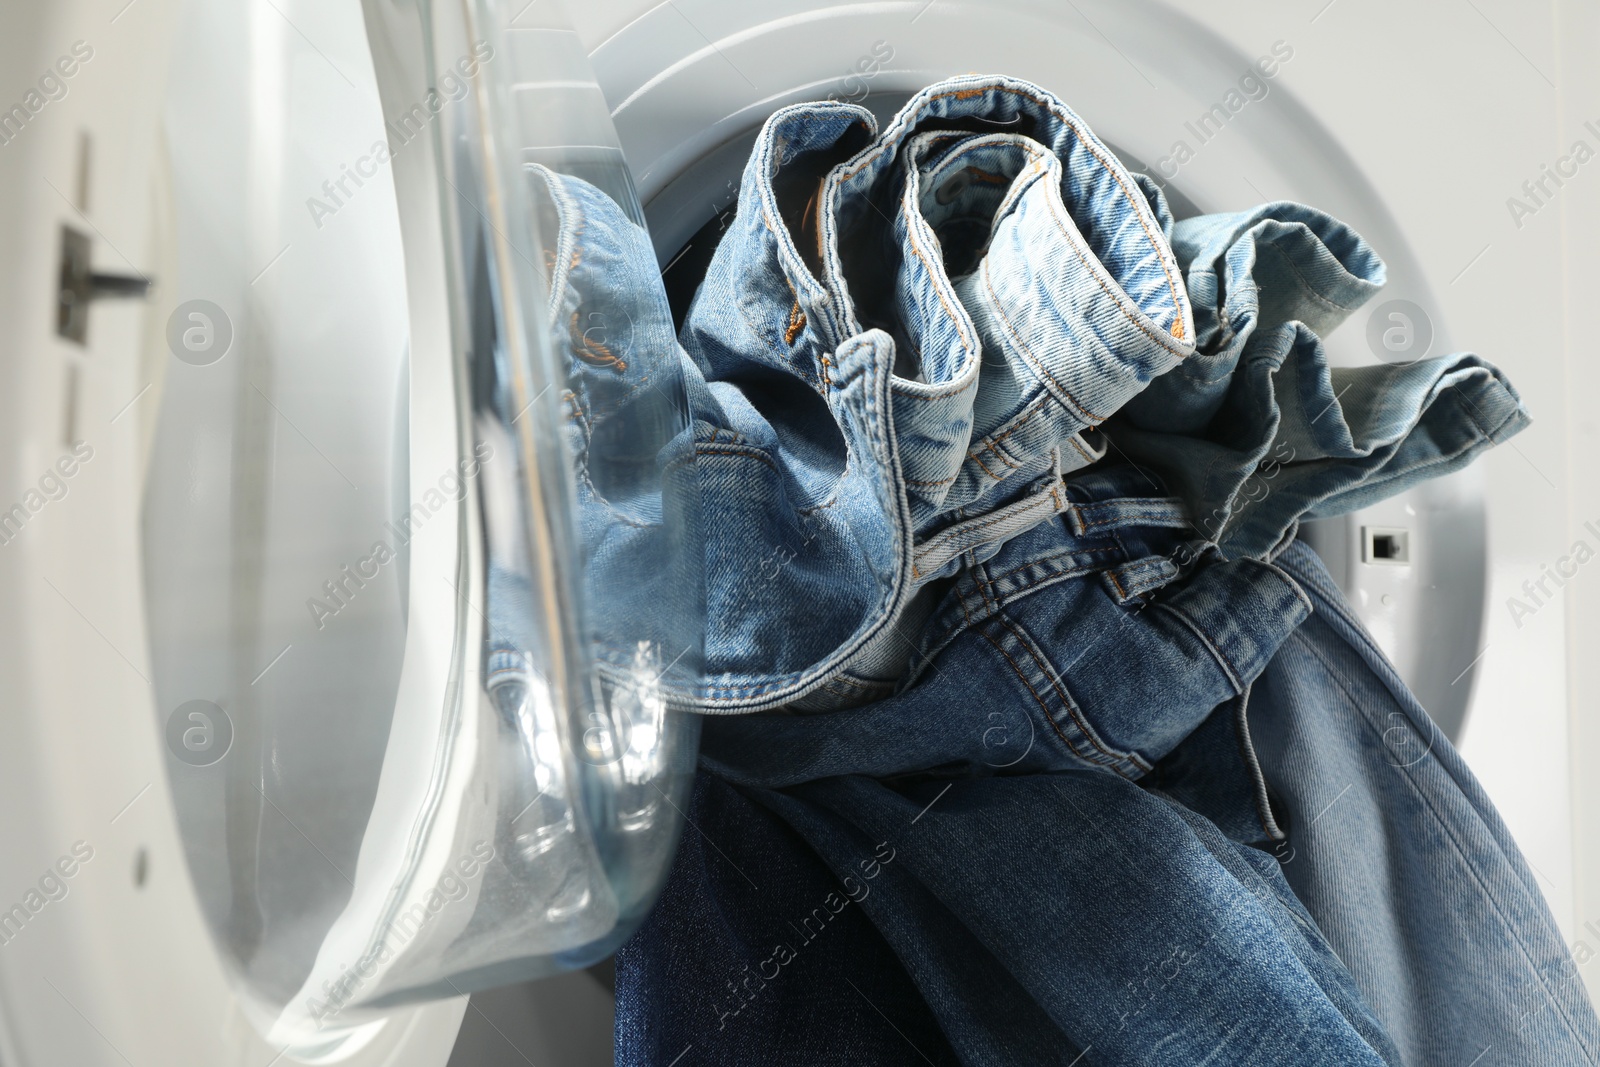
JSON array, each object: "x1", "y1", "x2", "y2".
[{"x1": 536, "y1": 75, "x2": 1600, "y2": 1065}]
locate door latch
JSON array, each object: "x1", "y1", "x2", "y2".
[{"x1": 57, "y1": 224, "x2": 152, "y2": 345}]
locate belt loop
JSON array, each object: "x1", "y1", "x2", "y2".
[{"x1": 1064, "y1": 496, "x2": 1192, "y2": 538}]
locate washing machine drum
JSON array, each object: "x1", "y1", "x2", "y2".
[
  {"x1": 141, "y1": 0, "x2": 1487, "y2": 1056},
  {"x1": 141, "y1": 1, "x2": 700, "y2": 1056}
]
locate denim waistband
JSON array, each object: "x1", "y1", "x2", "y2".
[
  {"x1": 700, "y1": 471, "x2": 1311, "y2": 786},
  {"x1": 536, "y1": 90, "x2": 1529, "y2": 716},
  {"x1": 672, "y1": 76, "x2": 1198, "y2": 710}
]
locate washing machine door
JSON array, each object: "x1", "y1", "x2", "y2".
[{"x1": 140, "y1": 0, "x2": 700, "y2": 1055}]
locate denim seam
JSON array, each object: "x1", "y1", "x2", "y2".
[
  {"x1": 1150, "y1": 599, "x2": 1244, "y2": 694},
  {"x1": 562, "y1": 390, "x2": 590, "y2": 437},
  {"x1": 754, "y1": 124, "x2": 834, "y2": 314},
  {"x1": 916, "y1": 131, "x2": 1051, "y2": 279},
  {"x1": 1224, "y1": 381, "x2": 1523, "y2": 555},
  {"x1": 796, "y1": 491, "x2": 843, "y2": 518},
  {"x1": 1289, "y1": 394, "x2": 1519, "y2": 519},
  {"x1": 756, "y1": 195, "x2": 833, "y2": 359},
  {"x1": 981, "y1": 260, "x2": 1104, "y2": 424},
  {"x1": 918, "y1": 550, "x2": 1114, "y2": 666},
  {"x1": 975, "y1": 546, "x2": 1121, "y2": 590},
  {"x1": 784, "y1": 299, "x2": 807, "y2": 347},
  {"x1": 690, "y1": 332, "x2": 916, "y2": 709},
  {"x1": 900, "y1": 172, "x2": 981, "y2": 358},
  {"x1": 574, "y1": 363, "x2": 664, "y2": 427},
  {"x1": 992, "y1": 611, "x2": 1150, "y2": 777},
  {"x1": 972, "y1": 545, "x2": 999, "y2": 613},
  {"x1": 969, "y1": 395, "x2": 1049, "y2": 473},
  {"x1": 819, "y1": 673, "x2": 896, "y2": 695},
  {"x1": 733, "y1": 243, "x2": 815, "y2": 380},
  {"x1": 904, "y1": 228, "x2": 979, "y2": 355},
  {"x1": 691, "y1": 351, "x2": 908, "y2": 710},
  {"x1": 1444, "y1": 379, "x2": 1503, "y2": 441},
  {"x1": 1032, "y1": 158, "x2": 1192, "y2": 358},
  {"x1": 1229, "y1": 684, "x2": 1285, "y2": 841},
  {"x1": 575, "y1": 466, "x2": 656, "y2": 530},
  {"x1": 1069, "y1": 499, "x2": 1189, "y2": 534},
  {"x1": 693, "y1": 443, "x2": 780, "y2": 473},
  {"x1": 971, "y1": 613, "x2": 1110, "y2": 774},
  {"x1": 1285, "y1": 627, "x2": 1598, "y2": 1056},
  {"x1": 537, "y1": 166, "x2": 581, "y2": 322},
  {"x1": 966, "y1": 446, "x2": 1007, "y2": 483},
  {"x1": 912, "y1": 481, "x2": 1067, "y2": 573},
  {"x1": 1191, "y1": 349, "x2": 1283, "y2": 516},
  {"x1": 1065, "y1": 432, "x2": 1100, "y2": 466},
  {"x1": 570, "y1": 309, "x2": 627, "y2": 371},
  {"x1": 1158, "y1": 270, "x2": 1240, "y2": 385},
  {"x1": 834, "y1": 82, "x2": 1188, "y2": 328}
]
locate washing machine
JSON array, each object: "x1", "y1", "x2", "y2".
[{"x1": 0, "y1": 0, "x2": 1595, "y2": 1063}]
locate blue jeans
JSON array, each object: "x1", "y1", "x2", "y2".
[
  {"x1": 1111, "y1": 203, "x2": 1530, "y2": 561},
  {"x1": 674, "y1": 76, "x2": 1195, "y2": 712},
  {"x1": 1255, "y1": 541, "x2": 1600, "y2": 1066},
  {"x1": 618, "y1": 471, "x2": 1405, "y2": 1065},
  {"x1": 618, "y1": 489, "x2": 1599, "y2": 1065},
  {"x1": 537, "y1": 74, "x2": 1594, "y2": 1064}
]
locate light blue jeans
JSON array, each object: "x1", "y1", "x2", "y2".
[
  {"x1": 1111, "y1": 203, "x2": 1530, "y2": 560},
  {"x1": 676, "y1": 76, "x2": 1195, "y2": 711}
]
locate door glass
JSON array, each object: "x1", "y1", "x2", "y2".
[{"x1": 141, "y1": 0, "x2": 702, "y2": 1056}]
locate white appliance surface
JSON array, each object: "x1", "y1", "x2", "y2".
[{"x1": 0, "y1": 2, "x2": 1593, "y2": 1064}]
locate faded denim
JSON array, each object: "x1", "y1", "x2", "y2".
[
  {"x1": 1111, "y1": 203, "x2": 1531, "y2": 560},
  {"x1": 675, "y1": 76, "x2": 1194, "y2": 711}
]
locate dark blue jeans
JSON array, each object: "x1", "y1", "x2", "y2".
[{"x1": 617, "y1": 476, "x2": 1407, "y2": 1066}]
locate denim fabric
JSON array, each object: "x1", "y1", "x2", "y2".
[
  {"x1": 1111, "y1": 204, "x2": 1531, "y2": 560},
  {"x1": 617, "y1": 479, "x2": 1408, "y2": 1065},
  {"x1": 675, "y1": 75, "x2": 1194, "y2": 711},
  {"x1": 618, "y1": 506, "x2": 1600, "y2": 1066},
  {"x1": 548, "y1": 73, "x2": 1600, "y2": 1066},
  {"x1": 613, "y1": 773, "x2": 964, "y2": 1067},
  {"x1": 1251, "y1": 541, "x2": 1600, "y2": 1067},
  {"x1": 496, "y1": 164, "x2": 704, "y2": 696}
]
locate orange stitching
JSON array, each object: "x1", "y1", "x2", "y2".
[
  {"x1": 967, "y1": 448, "x2": 1006, "y2": 482},
  {"x1": 785, "y1": 300, "x2": 807, "y2": 346},
  {"x1": 964, "y1": 165, "x2": 1010, "y2": 185},
  {"x1": 1066, "y1": 433, "x2": 1099, "y2": 464},
  {"x1": 1030, "y1": 184, "x2": 1188, "y2": 356},
  {"x1": 1106, "y1": 568, "x2": 1130, "y2": 602},
  {"x1": 966, "y1": 397, "x2": 1047, "y2": 472},
  {"x1": 903, "y1": 207, "x2": 977, "y2": 353},
  {"x1": 571, "y1": 312, "x2": 627, "y2": 371},
  {"x1": 974, "y1": 622, "x2": 1098, "y2": 768}
]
